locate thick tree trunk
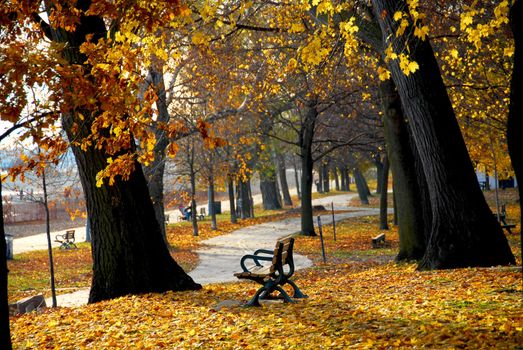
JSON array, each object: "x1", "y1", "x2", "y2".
[
  {"x1": 373, "y1": 0, "x2": 515, "y2": 269},
  {"x1": 380, "y1": 79, "x2": 427, "y2": 260},
  {"x1": 379, "y1": 155, "x2": 390, "y2": 230},
  {"x1": 53, "y1": 2, "x2": 201, "y2": 302},
  {"x1": 227, "y1": 176, "x2": 237, "y2": 224},
  {"x1": 65, "y1": 134, "x2": 201, "y2": 302},
  {"x1": 299, "y1": 103, "x2": 318, "y2": 236},
  {"x1": 144, "y1": 66, "x2": 170, "y2": 245},
  {"x1": 0, "y1": 181, "x2": 12, "y2": 350},
  {"x1": 260, "y1": 178, "x2": 282, "y2": 210},
  {"x1": 277, "y1": 154, "x2": 293, "y2": 206},
  {"x1": 508, "y1": 0, "x2": 523, "y2": 272},
  {"x1": 352, "y1": 163, "x2": 370, "y2": 205}
]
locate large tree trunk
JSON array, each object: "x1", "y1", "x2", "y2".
[
  {"x1": 373, "y1": 0, "x2": 515, "y2": 269},
  {"x1": 349, "y1": 156, "x2": 370, "y2": 205},
  {"x1": 260, "y1": 178, "x2": 282, "y2": 210},
  {"x1": 143, "y1": 65, "x2": 170, "y2": 245},
  {"x1": 53, "y1": 0, "x2": 201, "y2": 302},
  {"x1": 380, "y1": 79, "x2": 427, "y2": 260},
  {"x1": 277, "y1": 154, "x2": 293, "y2": 206},
  {"x1": 299, "y1": 103, "x2": 318, "y2": 236},
  {"x1": 508, "y1": 0, "x2": 522, "y2": 272},
  {"x1": 379, "y1": 155, "x2": 390, "y2": 230},
  {"x1": 66, "y1": 134, "x2": 201, "y2": 302},
  {"x1": 0, "y1": 181, "x2": 12, "y2": 350}
]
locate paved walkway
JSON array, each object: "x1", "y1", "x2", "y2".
[{"x1": 12, "y1": 192, "x2": 384, "y2": 307}]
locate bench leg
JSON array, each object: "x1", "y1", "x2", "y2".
[
  {"x1": 245, "y1": 287, "x2": 266, "y2": 307},
  {"x1": 274, "y1": 286, "x2": 295, "y2": 304},
  {"x1": 286, "y1": 280, "x2": 308, "y2": 299}
]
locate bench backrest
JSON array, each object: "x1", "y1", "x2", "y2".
[
  {"x1": 65, "y1": 230, "x2": 75, "y2": 240},
  {"x1": 270, "y1": 237, "x2": 295, "y2": 276}
]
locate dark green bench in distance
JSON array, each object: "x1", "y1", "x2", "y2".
[{"x1": 234, "y1": 236, "x2": 307, "y2": 307}]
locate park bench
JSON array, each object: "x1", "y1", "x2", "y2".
[
  {"x1": 55, "y1": 230, "x2": 77, "y2": 249},
  {"x1": 371, "y1": 233, "x2": 387, "y2": 248},
  {"x1": 197, "y1": 207, "x2": 206, "y2": 221},
  {"x1": 234, "y1": 236, "x2": 307, "y2": 307},
  {"x1": 495, "y1": 205, "x2": 516, "y2": 234}
]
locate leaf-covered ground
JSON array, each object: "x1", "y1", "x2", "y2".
[
  {"x1": 7, "y1": 208, "x2": 301, "y2": 302},
  {"x1": 9, "y1": 211, "x2": 522, "y2": 349}
]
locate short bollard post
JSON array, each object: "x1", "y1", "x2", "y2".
[{"x1": 317, "y1": 216, "x2": 327, "y2": 263}]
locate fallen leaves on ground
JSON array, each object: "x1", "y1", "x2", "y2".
[
  {"x1": 10, "y1": 261, "x2": 522, "y2": 349},
  {"x1": 7, "y1": 209, "x2": 300, "y2": 303},
  {"x1": 10, "y1": 213, "x2": 522, "y2": 349}
]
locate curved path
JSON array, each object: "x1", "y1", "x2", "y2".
[
  {"x1": 13, "y1": 193, "x2": 382, "y2": 307},
  {"x1": 189, "y1": 193, "x2": 381, "y2": 284}
]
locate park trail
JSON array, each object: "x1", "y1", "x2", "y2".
[{"x1": 13, "y1": 193, "x2": 384, "y2": 307}]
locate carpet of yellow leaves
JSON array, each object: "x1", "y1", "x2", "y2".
[
  {"x1": 9, "y1": 211, "x2": 522, "y2": 349},
  {"x1": 10, "y1": 261, "x2": 522, "y2": 349}
]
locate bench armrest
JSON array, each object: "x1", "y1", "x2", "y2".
[
  {"x1": 240, "y1": 254, "x2": 273, "y2": 271},
  {"x1": 253, "y1": 249, "x2": 274, "y2": 256},
  {"x1": 55, "y1": 234, "x2": 63, "y2": 241}
]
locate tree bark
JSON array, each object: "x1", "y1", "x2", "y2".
[
  {"x1": 299, "y1": 103, "x2": 318, "y2": 236},
  {"x1": 188, "y1": 142, "x2": 199, "y2": 237},
  {"x1": 333, "y1": 165, "x2": 340, "y2": 191},
  {"x1": 375, "y1": 155, "x2": 384, "y2": 194},
  {"x1": 227, "y1": 175, "x2": 237, "y2": 224},
  {"x1": 143, "y1": 65, "x2": 169, "y2": 245},
  {"x1": 237, "y1": 179, "x2": 252, "y2": 219},
  {"x1": 321, "y1": 162, "x2": 330, "y2": 192},
  {"x1": 0, "y1": 180, "x2": 12, "y2": 350},
  {"x1": 373, "y1": 0, "x2": 515, "y2": 269},
  {"x1": 293, "y1": 156, "x2": 301, "y2": 199},
  {"x1": 208, "y1": 179, "x2": 217, "y2": 230},
  {"x1": 42, "y1": 169, "x2": 57, "y2": 307},
  {"x1": 508, "y1": 0, "x2": 523, "y2": 273},
  {"x1": 380, "y1": 79, "x2": 427, "y2": 260},
  {"x1": 340, "y1": 165, "x2": 347, "y2": 191},
  {"x1": 260, "y1": 178, "x2": 282, "y2": 210},
  {"x1": 277, "y1": 154, "x2": 293, "y2": 206},
  {"x1": 379, "y1": 155, "x2": 390, "y2": 230},
  {"x1": 51, "y1": 0, "x2": 201, "y2": 302},
  {"x1": 350, "y1": 156, "x2": 370, "y2": 205}
]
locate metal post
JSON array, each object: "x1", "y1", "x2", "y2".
[
  {"x1": 331, "y1": 202, "x2": 336, "y2": 242},
  {"x1": 317, "y1": 216, "x2": 327, "y2": 263}
]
